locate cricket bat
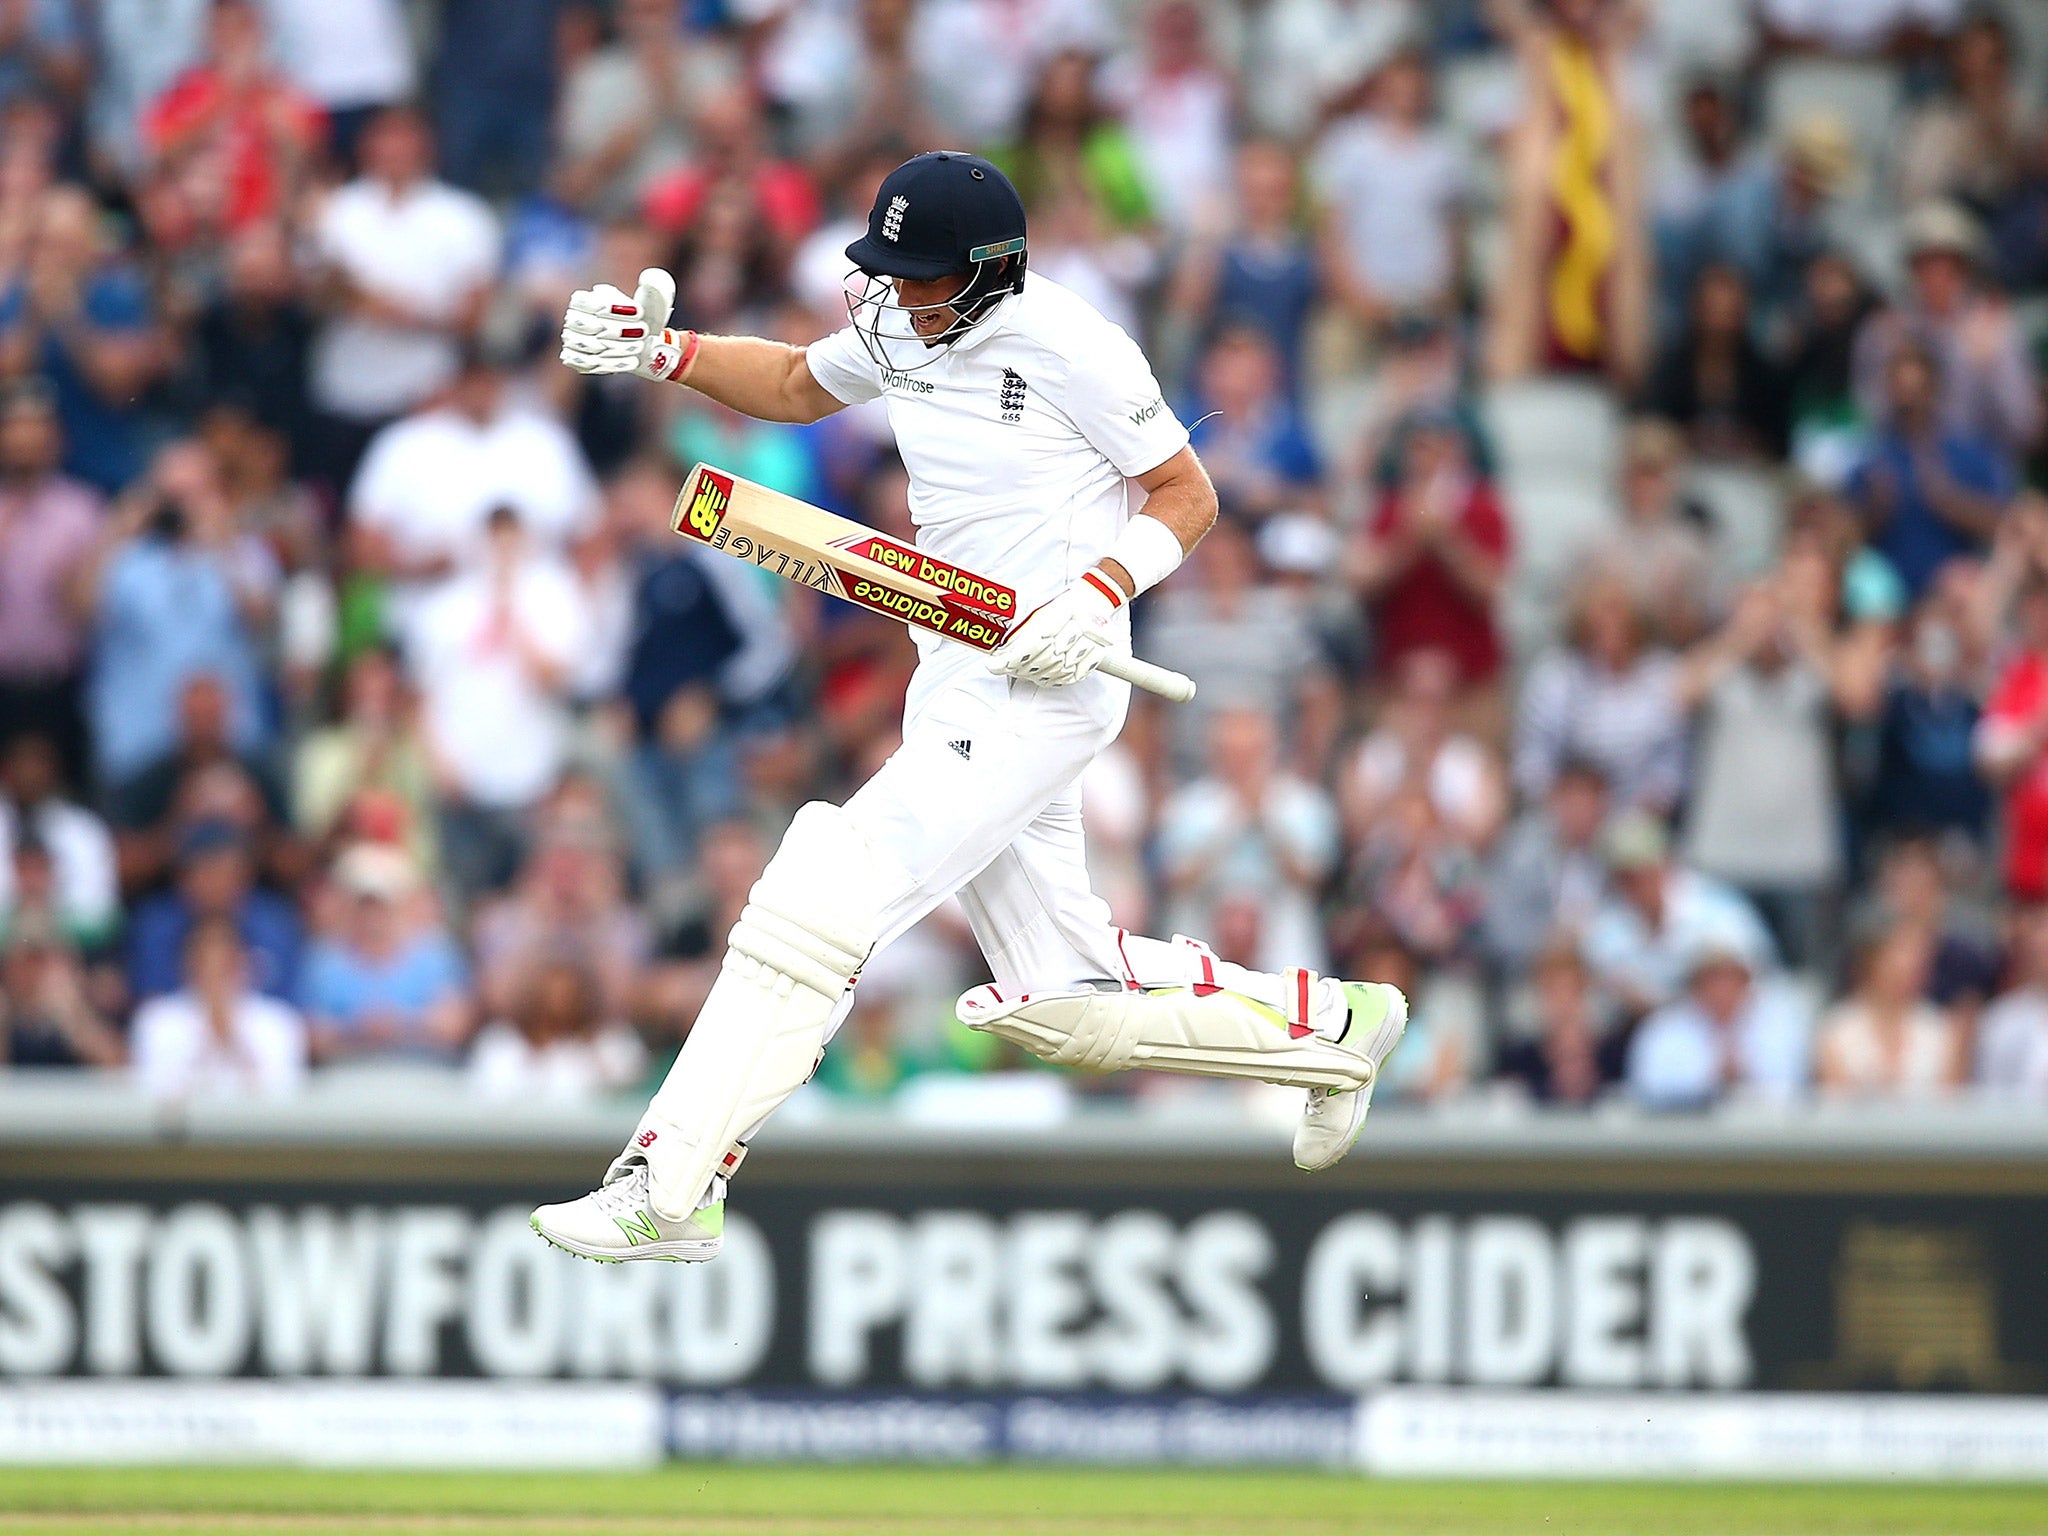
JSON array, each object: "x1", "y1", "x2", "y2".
[{"x1": 670, "y1": 463, "x2": 1198, "y2": 703}]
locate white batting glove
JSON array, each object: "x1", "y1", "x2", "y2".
[
  {"x1": 987, "y1": 570, "x2": 1126, "y2": 688},
  {"x1": 559, "y1": 267, "x2": 697, "y2": 382}
]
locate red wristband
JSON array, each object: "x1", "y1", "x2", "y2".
[{"x1": 1080, "y1": 566, "x2": 1126, "y2": 610}]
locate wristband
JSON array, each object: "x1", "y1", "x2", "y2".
[
  {"x1": 1101, "y1": 513, "x2": 1185, "y2": 598},
  {"x1": 648, "y1": 328, "x2": 701, "y2": 383}
]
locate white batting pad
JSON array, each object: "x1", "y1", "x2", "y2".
[
  {"x1": 626, "y1": 802, "x2": 900, "y2": 1219},
  {"x1": 956, "y1": 984, "x2": 1374, "y2": 1091}
]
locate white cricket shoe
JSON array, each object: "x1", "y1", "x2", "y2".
[
  {"x1": 529, "y1": 1162, "x2": 724, "y2": 1262},
  {"x1": 1294, "y1": 980, "x2": 1408, "y2": 1172}
]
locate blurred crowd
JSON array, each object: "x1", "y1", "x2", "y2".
[{"x1": 4, "y1": 0, "x2": 2048, "y2": 1116}]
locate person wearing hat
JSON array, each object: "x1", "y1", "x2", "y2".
[
  {"x1": 1852, "y1": 200, "x2": 2039, "y2": 458},
  {"x1": 1624, "y1": 922, "x2": 1810, "y2": 1111},
  {"x1": 542, "y1": 149, "x2": 1409, "y2": 1263},
  {"x1": 1693, "y1": 112, "x2": 1856, "y2": 333},
  {"x1": 1848, "y1": 333, "x2": 2016, "y2": 601},
  {"x1": 1579, "y1": 417, "x2": 1717, "y2": 646},
  {"x1": 1582, "y1": 808, "x2": 1775, "y2": 1022},
  {"x1": 300, "y1": 841, "x2": 469, "y2": 1064}
]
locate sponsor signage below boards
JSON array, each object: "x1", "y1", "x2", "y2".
[{"x1": 0, "y1": 1178, "x2": 2043, "y2": 1398}]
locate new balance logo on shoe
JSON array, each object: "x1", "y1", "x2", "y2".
[
  {"x1": 949, "y1": 739, "x2": 972, "y2": 760},
  {"x1": 614, "y1": 1210, "x2": 660, "y2": 1246}
]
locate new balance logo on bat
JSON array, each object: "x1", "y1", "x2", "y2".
[{"x1": 949, "y1": 739, "x2": 973, "y2": 760}]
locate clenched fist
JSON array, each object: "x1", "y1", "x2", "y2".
[{"x1": 559, "y1": 267, "x2": 696, "y2": 382}]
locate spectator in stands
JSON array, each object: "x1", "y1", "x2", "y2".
[
  {"x1": 0, "y1": 2, "x2": 83, "y2": 121},
  {"x1": 406, "y1": 506, "x2": 592, "y2": 900},
  {"x1": 554, "y1": 0, "x2": 739, "y2": 219},
  {"x1": 642, "y1": 83, "x2": 820, "y2": 284},
  {"x1": 1486, "y1": 0, "x2": 1650, "y2": 386},
  {"x1": 1585, "y1": 810, "x2": 1775, "y2": 1020},
  {"x1": 293, "y1": 645, "x2": 437, "y2": 874},
  {"x1": 1351, "y1": 410, "x2": 1511, "y2": 695},
  {"x1": 1853, "y1": 834, "x2": 2002, "y2": 1049},
  {"x1": 1183, "y1": 326, "x2": 1322, "y2": 522},
  {"x1": 1163, "y1": 138, "x2": 1319, "y2": 397},
  {"x1": 1643, "y1": 263, "x2": 1788, "y2": 461},
  {"x1": 0, "y1": 377, "x2": 100, "y2": 781},
  {"x1": 191, "y1": 221, "x2": 315, "y2": 461},
  {"x1": 1691, "y1": 113, "x2": 1855, "y2": 336},
  {"x1": 1899, "y1": 9, "x2": 2034, "y2": 216},
  {"x1": 1142, "y1": 516, "x2": 1338, "y2": 779},
  {"x1": 472, "y1": 777, "x2": 651, "y2": 1027},
  {"x1": 83, "y1": 441, "x2": 276, "y2": 790},
  {"x1": 1583, "y1": 418, "x2": 1718, "y2": 646},
  {"x1": 87, "y1": 1, "x2": 209, "y2": 174},
  {"x1": 0, "y1": 185, "x2": 168, "y2": 495},
  {"x1": 1977, "y1": 906, "x2": 2048, "y2": 1097},
  {"x1": 131, "y1": 915, "x2": 306, "y2": 1098},
  {"x1": 1651, "y1": 75, "x2": 1749, "y2": 342},
  {"x1": 1817, "y1": 921, "x2": 1958, "y2": 1100},
  {"x1": 611, "y1": 459, "x2": 791, "y2": 877},
  {"x1": 466, "y1": 954, "x2": 645, "y2": 1100},
  {"x1": 1849, "y1": 338, "x2": 2013, "y2": 602},
  {"x1": 1626, "y1": 932, "x2": 1809, "y2": 1111},
  {"x1": 1496, "y1": 939, "x2": 1623, "y2": 1105},
  {"x1": 1244, "y1": 0, "x2": 1416, "y2": 142},
  {"x1": 1975, "y1": 574, "x2": 2048, "y2": 903},
  {"x1": 126, "y1": 818, "x2": 300, "y2": 1002},
  {"x1": 139, "y1": 0, "x2": 325, "y2": 234},
  {"x1": 1781, "y1": 250, "x2": 1876, "y2": 472},
  {"x1": 259, "y1": 0, "x2": 414, "y2": 165},
  {"x1": 301, "y1": 842, "x2": 469, "y2": 1064},
  {"x1": 1313, "y1": 46, "x2": 1466, "y2": 340},
  {"x1": 1344, "y1": 647, "x2": 1506, "y2": 856},
  {"x1": 1870, "y1": 595, "x2": 1993, "y2": 847},
  {"x1": 1679, "y1": 546, "x2": 1887, "y2": 970},
  {"x1": 1481, "y1": 757, "x2": 1610, "y2": 978},
  {"x1": 0, "y1": 910, "x2": 122, "y2": 1068},
  {"x1": 1854, "y1": 201, "x2": 2040, "y2": 459},
  {"x1": 1341, "y1": 775, "x2": 1487, "y2": 970},
  {"x1": 308, "y1": 103, "x2": 499, "y2": 488},
  {"x1": 1159, "y1": 703, "x2": 1339, "y2": 973},
  {"x1": 1515, "y1": 572, "x2": 1688, "y2": 814},
  {"x1": 1111, "y1": 0, "x2": 1232, "y2": 233},
  {"x1": 0, "y1": 733, "x2": 116, "y2": 953},
  {"x1": 106, "y1": 672, "x2": 293, "y2": 896},
  {"x1": 431, "y1": 0, "x2": 559, "y2": 197},
  {"x1": 993, "y1": 49, "x2": 1152, "y2": 241},
  {"x1": 773, "y1": 0, "x2": 951, "y2": 168},
  {"x1": 347, "y1": 339, "x2": 599, "y2": 632}
]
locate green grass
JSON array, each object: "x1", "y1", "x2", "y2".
[{"x1": 0, "y1": 1467, "x2": 2042, "y2": 1536}]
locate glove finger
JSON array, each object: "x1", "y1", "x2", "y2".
[
  {"x1": 561, "y1": 309, "x2": 626, "y2": 337},
  {"x1": 634, "y1": 267, "x2": 675, "y2": 333},
  {"x1": 560, "y1": 334, "x2": 638, "y2": 361},
  {"x1": 589, "y1": 282, "x2": 634, "y2": 310}
]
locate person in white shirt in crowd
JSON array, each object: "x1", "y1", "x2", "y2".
[
  {"x1": 348, "y1": 339, "x2": 600, "y2": 633},
  {"x1": 131, "y1": 916, "x2": 308, "y2": 1100},
  {"x1": 1104, "y1": 0, "x2": 1233, "y2": 233},
  {"x1": 308, "y1": 104, "x2": 500, "y2": 486},
  {"x1": 467, "y1": 955, "x2": 646, "y2": 1102},
  {"x1": 0, "y1": 733, "x2": 117, "y2": 952},
  {"x1": 405, "y1": 506, "x2": 592, "y2": 900},
  {"x1": 1312, "y1": 45, "x2": 1467, "y2": 333},
  {"x1": 555, "y1": 0, "x2": 740, "y2": 218},
  {"x1": 1344, "y1": 645, "x2": 1508, "y2": 856},
  {"x1": 1816, "y1": 918, "x2": 1959, "y2": 1101},
  {"x1": 258, "y1": 0, "x2": 415, "y2": 163},
  {"x1": 1246, "y1": 0, "x2": 1417, "y2": 141},
  {"x1": 1584, "y1": 809, "x2": 1777, "y2": 1022},
  {"x1": 1976, "y1": 906, "x2": 2048, "y2": 1098},
  {"x1": 1159, "y1": 702, "x2": 1340, "y2": 974},
  {"x1": 1626, "y1": 929, "x2": 1810, "y2": 1111}
]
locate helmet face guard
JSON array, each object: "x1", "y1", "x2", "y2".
[{"x1": 843, "y1": 247, "x2": 1027, "y2": 376}]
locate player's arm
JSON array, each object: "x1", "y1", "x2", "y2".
[
  {"x1": 1099, "y1": 446, "x2": 1217, "y2": 600},
  {"x1": 559, "y1": 267, "x2": 844, "y2": 425}
]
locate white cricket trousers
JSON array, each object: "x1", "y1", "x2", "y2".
[{"x1": 822, "y1": 656, "x2": 1251, "y2": 1042}]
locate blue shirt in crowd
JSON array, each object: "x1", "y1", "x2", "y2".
[
  {"x1": 0, "y1": 264, "x2": 157, "y2": 494},
  {"x1": 126, "y1": 890, "x2": 304, "y2": 1003},
  {"x1": 299, "y1": 933, "x2": 468, "y2": 1046},
  {"x1": 1850, "y1": 430, "x2": 2015, "y2": 599}
]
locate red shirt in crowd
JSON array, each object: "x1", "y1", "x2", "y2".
[
  {"x1": 1366, "y1": 478, "x2": 1512, "y2": 686},
  {"x1": 1983, "y1": 650, "x2": 2048, "y2": 899},
  {"x1": 643, "y1": 163, "x2": 821, "y2": 249},
  {"x1": 142, "y1": 69, "x2": 326, "y2": 231}
]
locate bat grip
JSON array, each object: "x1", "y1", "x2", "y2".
[{"x1": 1099, "y1": 651, "x2": 1197, "y2": 703}]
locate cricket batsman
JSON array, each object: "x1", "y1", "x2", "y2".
[{"x1": 533, "y1": 152, "x2": 1406, "y2": 1262}]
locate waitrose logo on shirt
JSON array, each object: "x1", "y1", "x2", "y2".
[
  {"x1": 882, "y1": 371, "x2": 935, "y2": 394},
  {"x1": 1128, "y1": 398, "x2": 1165, "y2": 426}
]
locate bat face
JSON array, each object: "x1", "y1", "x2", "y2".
[{"x1": 672, "y1": 464, "x2": 1015, "y2": 651}]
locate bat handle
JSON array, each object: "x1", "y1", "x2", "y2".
[{"x1": 1099, "y1": 651, "x2": 1197, "y2": 703}]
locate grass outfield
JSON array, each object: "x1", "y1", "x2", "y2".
[{"x1": 0, "y1": 1467, "x2": 2043, "y2": 1536}]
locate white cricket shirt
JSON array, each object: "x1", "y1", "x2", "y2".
[{"x1": 804, "y1": 274, "x2": 1190, "y2": 668}]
